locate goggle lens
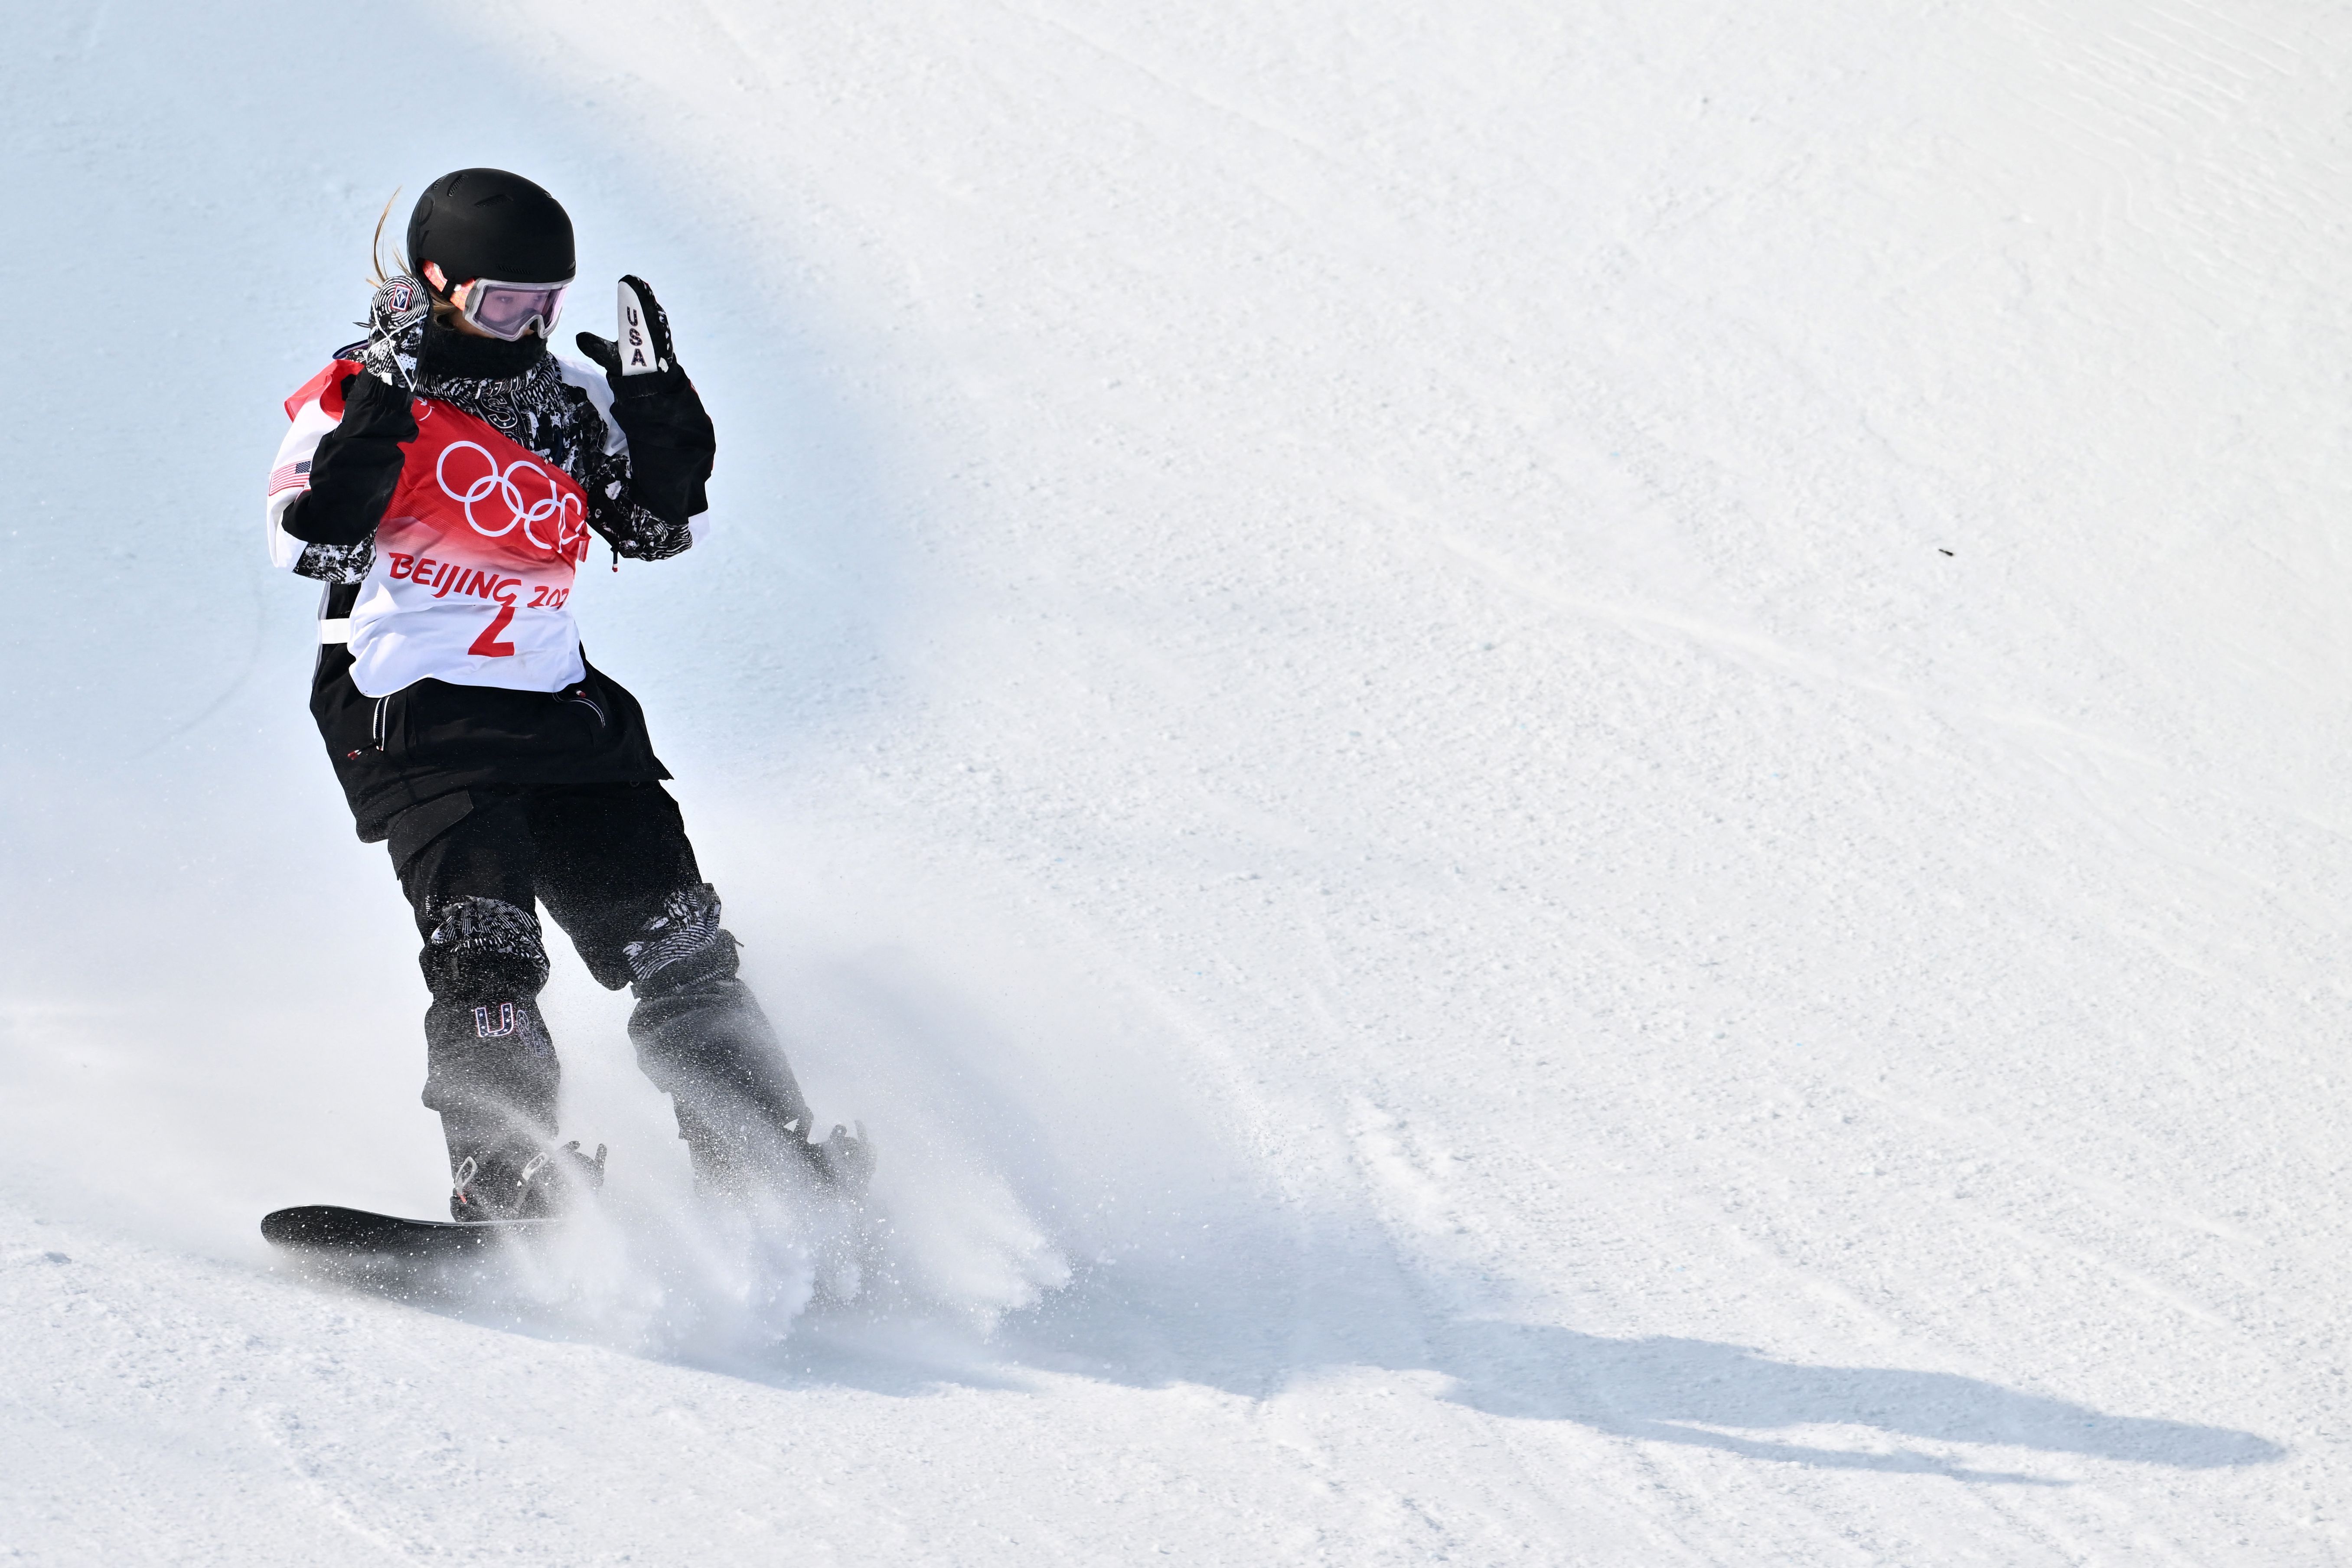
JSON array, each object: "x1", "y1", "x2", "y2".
[{"x1": 462, "y1": 279, "x2": 570, "y2": 340}]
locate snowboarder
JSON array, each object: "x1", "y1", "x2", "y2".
[{"x1": 263, "y1": 167, "x2": 868, "y2": 1222}]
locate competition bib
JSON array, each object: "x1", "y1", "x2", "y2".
[{"x1": 288, "y1": 362, "x2": 596, "y2": 697}]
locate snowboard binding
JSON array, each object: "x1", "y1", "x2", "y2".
[{"x1": 450, "y1": 1138, "x2": 608, "y2": 1222}]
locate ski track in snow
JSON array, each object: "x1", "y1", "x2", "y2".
[{"x1": 3, "y1": 0, "x2": 2350, "y2": 1561}]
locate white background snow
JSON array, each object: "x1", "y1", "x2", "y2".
[{"x1": 2, "y1": 0, "x2": 2347, "y2": 1561}]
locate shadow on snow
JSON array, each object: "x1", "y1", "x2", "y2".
[{"x1": 300, "y1": 1228, "x2": 2283, "y2": 1488}]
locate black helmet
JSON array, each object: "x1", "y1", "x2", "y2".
[{"x1": 406, "y1": 168, "x2": 575, "y2": 288}]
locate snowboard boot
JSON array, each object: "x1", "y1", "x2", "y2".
[
  {"x1": 620, "y1": 883, "x2": 874, "y2": 1202},
  {"x1": 674, "y1": 1099, "x2": 874, "y2": 1202},
  {"x1": 449, "y1": 1138, "x2": 609, "y2": 1222},
  {"x1": 416, "y1": 896, "x2": 564, "y2": 1151}
]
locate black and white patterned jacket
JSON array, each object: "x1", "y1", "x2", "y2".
[{"x1": 277, "y1": 278, "x2": 698, "y2": 584}]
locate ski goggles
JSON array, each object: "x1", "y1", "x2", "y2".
[{"x1": 454, "y1": 275, "x2": 572, "y2": 341}]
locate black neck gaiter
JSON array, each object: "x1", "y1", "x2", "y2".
[{"x1": 418, "y1": 312, "x2": 549, "y2": 383}]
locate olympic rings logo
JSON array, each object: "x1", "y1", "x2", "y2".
[{"x1": 435, "y1": 440, "x2": 586, "y2": 554}]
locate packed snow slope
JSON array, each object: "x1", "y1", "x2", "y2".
[{"x1": 4, "y1": 0, "x2": 2350, "y2": 1561}]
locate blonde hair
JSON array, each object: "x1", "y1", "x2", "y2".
[{"x1": 367, "y1": 190, "x2": 410, "y2": 287}]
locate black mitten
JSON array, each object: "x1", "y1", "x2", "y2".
[
  {"x1": 283, "y1": 373, "x2": 418, "y2": 545},
  {"x1": 576, "y1": 276, "x2": 715, "y2": 525}
]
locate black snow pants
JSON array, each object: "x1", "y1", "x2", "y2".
[{"x1": 389, "y1": 780, "x2": 814, "y2": 1178}]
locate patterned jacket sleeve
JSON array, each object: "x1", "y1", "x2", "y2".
[
  {"x1": 269, "y1": 284, "x2": 431, "y2": 584},
  {"x1": 266, "y1": 350, "x2": 377, "y2": 584},
  {"x1": 557, "y1": 358, "x2": 702, "y2": 562}
]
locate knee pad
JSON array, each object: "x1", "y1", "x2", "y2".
[
  {"x1": 622, "y1": 883, "x2": 738, "y2": 995},
  {"x1": 421, "y1": 895, "x2": 551, "y2": 998}
]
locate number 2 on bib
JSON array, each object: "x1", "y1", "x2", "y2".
[{"x1": 469, "y1": 603, "x2": 518, "y2": 657}]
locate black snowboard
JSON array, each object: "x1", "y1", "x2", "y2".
[{"x1": 262, "y1": 1204, "x2": 559, "y2": 1263}]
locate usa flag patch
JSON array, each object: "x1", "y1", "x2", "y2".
[{"x1": 267, "y1": 459, "x2": 312, "y2": 496}]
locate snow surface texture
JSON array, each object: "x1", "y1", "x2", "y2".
[{"x1": 1, "y1": 0, "x2": 2346, "y2": 1561}]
